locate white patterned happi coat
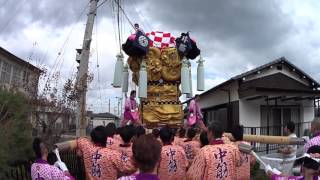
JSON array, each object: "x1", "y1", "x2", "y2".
[{"x1": 31, "y1": 159, "x2": 74, "y2": 180}]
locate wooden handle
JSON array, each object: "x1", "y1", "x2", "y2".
[
  {"x1": 224, "y1": 133, "x2": 305, "y2": 145},
  {"x1": 55, "y1": 140, "x2": 77, "y2": 152}
]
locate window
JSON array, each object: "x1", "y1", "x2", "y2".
[
  {"x1": 12, "y1": 66, "x2": 22, "y2": 85},
  {"x1": 22, "y1": 71, "x2": 29, "y2": 83},
  {"x1": 0, "y1": 62, "x2": 12, "y2": 84}
]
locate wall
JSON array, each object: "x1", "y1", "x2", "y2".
[
  {"x1": 0, "y1": 53, "x2": 40, "y2": 96},
  {"x1": 199, "y1": 81, "x2": 239, "y2": 109},
  {"x1": 239, "y1": 99, "x2": 261, "y2": 127},
  {"x1": 301, "y1": 100, "x2": 314, "y2": 122},
  {"x1": 91, "y1": 117, "x2": 117, "y2": 128}
]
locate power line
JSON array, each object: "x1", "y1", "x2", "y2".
[
  {"x1": 110, "y1": 1, "x2": 120, "y2": 50},
  {"x1": 116, "y1": 0, "x2": 122, "y2": 52},
  {"x1": 96, "y1": 0, "x2": 108, "y2": 9},
  {"x1": 41, "y1": 2, "x2": 89, "y2": 94},
  {"x1": 129, "y1": 0, "x2": 153, "y2": 31},
  {"x1": 113, "y1": 0, "x2": 135, "y2": 30},
  {"x1": 95, "y1": 10, "x2": 103, "y2": 112}
]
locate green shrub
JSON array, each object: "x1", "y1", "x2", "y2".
[{"x1": 0, "y1": 90, "x2": 33, "y2": 178}]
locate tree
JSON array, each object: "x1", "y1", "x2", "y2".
[
  {"x1": 0, "y1": 89, "x2": 33, "y2": 178},
  {"x1": 32, "y1": 70, "x2": 93, "y2": 146}
]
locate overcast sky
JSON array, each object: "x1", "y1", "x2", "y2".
[{"x1": 1, "y1": 0, "x2": 320, "y2": 114}]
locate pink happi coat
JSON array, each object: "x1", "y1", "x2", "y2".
[
  {"x1": 124, "y1": 97, "x2": 138, "y2": 121},
  {"x1": 31, "y1": 159, "x2": 74, "y2": 180},
  {"x1": 188, "y1": 99, "x2": 202, "y2": 125}
]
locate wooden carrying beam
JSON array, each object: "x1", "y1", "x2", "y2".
[
  {"x1": 55, "y1": 140, "x2": 77, "y2": 152},
  {"x1": 224, "y1": 133, "x2": 305, "y2": 145},
  {"x1": 55, "y1": 134, "x2": 306, "y2": 152}
]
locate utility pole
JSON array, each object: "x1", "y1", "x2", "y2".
[
  {"x1": 108, "y1": 98, "x2": 110, "y2": 113},
  {"x1": 115, "y1": 96, "x2": 122, "y2": 117},
  {"x1": 76, "y1": 0, "x2": 99, "y2": 136}
]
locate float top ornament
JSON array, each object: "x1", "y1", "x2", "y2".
[
  {"x1": 122, "y1": 28, "x2": 200, "y2": 60},
  {"x1": 121, "y1": 24, "x2": 202, "y2": 127}
]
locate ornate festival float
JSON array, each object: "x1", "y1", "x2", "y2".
[{"x1": 112, "y1": 25, "x2": 204, "y2": 128}]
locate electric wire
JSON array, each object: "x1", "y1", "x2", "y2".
[
  {"x1": 95, "y1": 11, "x2": 103, "y2": 112},
  {"x1": 131, "y1": 0, "x2": 153, "y2": 31},
  {"x1": 113, "y1": 0, "x2": 135, "y2": 30},
  {"x1": 41, "y1": 2, "x2": 89, "y2": 95},
  {"x1": 96, "y1": 0, "x2": 108, "y2": 9}
]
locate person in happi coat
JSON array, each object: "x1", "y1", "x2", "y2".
[
  {"x1": 266, "y1": 145, "x2": 320, "y2": 180},
  {"x1": 117, "y1": 125, "x2": 135, "y2": 165},
  {"x1": 121, "y1": 90, "x2": 141, "y2": 127},
  {"x1": 199, "y1": 131, "x2": 209, "y2": 147},
  {"x1": 173, "y1": 127, "x2": 186, "y2": 147},
  {"x1": 182, "y1": 128, "x2": 201, "y2": 166},
  {"x1": 187, "y1": 94, "x2": 207, "y2": 131},
  {"x1": 231, "y1": 124, "x2": 255, "y2": 180},
  {"x1": 77, "y1": 126, "x2": 136, "y2": 180},
  {"x1": 31, "y1": 138, "x2": 74, "y2": 180},
  {"x1": 186, "y1": 122, "x2": 241, "y2": 180},
  {"x1": 304, "y1": 118, "x2": 320, "y2": 153},
  {"x1": 158, "y1": 126, "x2": 188, "y2": 180},
  {"x1": 118, "y1": 134, "x2": 162, "y2": 180},
  {"x1": 106, "y1": 122, "x2": 121, "y2": 150}
]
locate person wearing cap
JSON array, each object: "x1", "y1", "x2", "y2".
[
  {"x1": 304, "y1": 118, "x2": 320, "y2": 153},
  {"x1": 30, "y1": 138, "x2": 74, "y2": 180},
  {"x1": 266, "y1": 145, "x2": 320, "y2": 180}
]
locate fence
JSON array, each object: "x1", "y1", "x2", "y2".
[
  {"x1": 244, "y1": 121, "x2": 312, "y2": 153},
  {"x1": 4, "y1": 150, "x2": 86, "y2": 180}
]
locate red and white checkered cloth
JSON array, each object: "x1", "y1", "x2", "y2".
[{"x1": 146, "y1": 31, "x2": 176, "y2": 48}]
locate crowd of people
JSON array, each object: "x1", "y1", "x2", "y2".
[
  {"x1": 29, "y1": 90, "x2": 320, "y2": 180},
  {"x1": 30, "y1": 118, "x2": 320, "y2": 180}
]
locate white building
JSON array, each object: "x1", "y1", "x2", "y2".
[
  {"x1": 87, "y1": 111, "x2": 120, "y2": 129},
  {"x1": 192, "y1": 57, "x2": 319, "y2": 138}
]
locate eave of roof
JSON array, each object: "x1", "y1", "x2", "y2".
[
  {"x1": 0, "y1": 47, "x2": 43, "y2": 74},
  {"x1": 183, "y1": 57, "x2": 320, "y2": 103},
  {"x1": 90, "y1": 112, "x2": 120, "y2": 119}
]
